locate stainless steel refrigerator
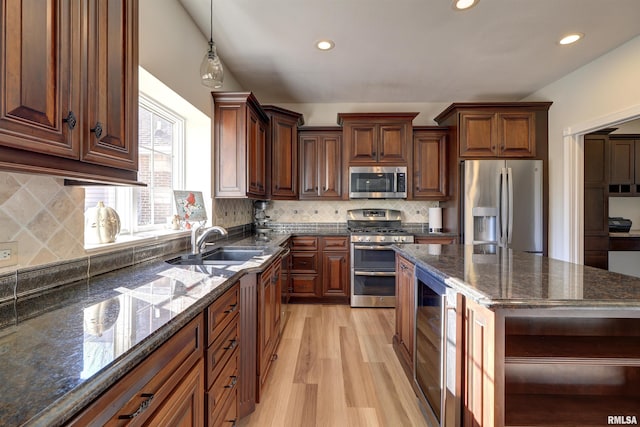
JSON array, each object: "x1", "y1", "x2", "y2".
[{"x1": 462, "y1": 159, "x2": 543, "y2": 253}]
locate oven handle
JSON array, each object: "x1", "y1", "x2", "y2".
[
  {"x1": 353, "y1": 245, "x2": 393, "y2": 250},
  {"x1": 354, "y1": 271, "x2": 396, "y2": 277}
]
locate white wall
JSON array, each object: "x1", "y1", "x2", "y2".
[
  {"x1": 523, "y1": 35, "x2": 640, "y2": 261},
  {"x1": 139, "y1": 0, "x2": 243, "y2": 116}
]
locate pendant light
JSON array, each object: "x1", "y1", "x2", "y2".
[{"x1": 200, "y1": 0, "x2": 224, "y2": 88}]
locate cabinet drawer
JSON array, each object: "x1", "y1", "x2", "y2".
[
  {"x1": 207, "y1": 283, "x2": 240, "y2": 347},
  {"x1": 210, "y1": 386, "x2": 238, "y2": 427},
  {"x1": 320, "y1": 236, "x2": 349, "y2": 250},
  {"x1": 69, "y1": 314, "x2": 204, "y2": 426},
  {"x1": 291, "y1": 236, "x2": 318, "y2": 251},
  {"x1": 207, "y1": 349, "x2": 239, "y2": 423},
  {"x1": 291, "y1": 275, "x2": 319, "y2": 294},
  {"x1": 207, "y1": 317, "x2": 239, "y2": 389},
  {"x1": 291, "y1": 252, "x2": 318, "y2": 273}
]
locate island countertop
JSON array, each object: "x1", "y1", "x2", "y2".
[
  {"x1": 0, "y1": 233, "x2": 289, "y2": 427},
  {"x1": 394, "y1": 243, "x2": 640, "y2": 309}
]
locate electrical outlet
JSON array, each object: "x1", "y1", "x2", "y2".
[{"x1": 0, "y1": 242, "x2": 18, "y2": 268}]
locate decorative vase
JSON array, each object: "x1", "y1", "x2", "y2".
[{"x1": 85, "y1": 201, "x2": 121, "y2": 244}]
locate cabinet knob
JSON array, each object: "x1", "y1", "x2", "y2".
[
  {"x1": 91, "y1": 122, "x2": 103, "y2": 139},
  {"x1": 118, "y1": 393, "x2": 154, "y2": 419},
  {"x1": 224, "y1": 303, "x2": 238, "y2": 314},
  {"x1": 63, "y1": 111, "x2": 77, "y2": 130},
  {"x1": 224, "y1": 339, "x2": 238, "y2": 351},
  {"x1": 224, "y1": 376, "x2": 238, "y2": 389}
]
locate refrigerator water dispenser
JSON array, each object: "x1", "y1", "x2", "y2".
[{"x1": 472, "y1": 207, "x2": 497, "y2": 244}]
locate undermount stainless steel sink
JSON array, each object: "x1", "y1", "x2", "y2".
[{"x1": 166, "y1": 247, "x2": 266, "y2": 266}]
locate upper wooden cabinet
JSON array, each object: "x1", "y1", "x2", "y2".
[
  {"x1": 213, "y1": 92, "x2": 269, "y2": 198},
  {"x1": 435, "y1": 103, "x2": 551, "y2": 159},
  {"x1": 338, "y1": 113, "x2": 418, "y2": 165},
  {"x1": 0, "y1": 0, "x2": 140, "y2": 184},
  {"x1": 299, "y1": 127, "x2": 343, "y2": 200},
  {"x1": 458, "y1": 111, "x2": 535, "y2": 157},
  {"x1": 609, "y1": 135, "x2": 640, "y2": 195},
  {"x1": 263, "y1": 106, "x2": 304, "y2": 200},
  {"x1": 411, "y1": 127, "x2": 448, "y2": 200}
]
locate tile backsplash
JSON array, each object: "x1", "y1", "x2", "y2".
[
  {"x1": 212, "y1": 198, "x2": 254, "y2": 228},
  {"x1": 265, "y1": 199, "x2": 439, "y2": 223},
  {"x1": 0, "y1": 172, "x2": 85, "y2": 268}
]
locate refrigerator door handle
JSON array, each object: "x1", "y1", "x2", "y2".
[
  {"x1": 507, "y1": 167, "x2": 514, "y2": 245},
  {"x1": 500, "y1": 168, "x2": 508, "y2": 246}
]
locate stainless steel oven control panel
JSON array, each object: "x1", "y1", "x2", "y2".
[{"x1": 350, "y1": 235, "x2": 414, "y2": 243}]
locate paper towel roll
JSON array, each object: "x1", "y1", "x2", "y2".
[{"x1": 429, "y1": 207, "x2": 442, "y2": 233}]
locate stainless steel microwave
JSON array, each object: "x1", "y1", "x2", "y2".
[{"x1": 349, "y1": 166, "x2": 407, "y2": 199}]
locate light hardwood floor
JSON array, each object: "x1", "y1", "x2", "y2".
[{"x1": 239, "y1": 304, "x2": 430, "y2": 427}]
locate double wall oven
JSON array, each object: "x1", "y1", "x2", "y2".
[{"x1": 347, "y1": 209, "x2": 414, "y2": 307}]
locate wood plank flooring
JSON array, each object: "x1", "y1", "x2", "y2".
[{"x1": 239, "y1": 304, "x2": 430, "y2": 427}]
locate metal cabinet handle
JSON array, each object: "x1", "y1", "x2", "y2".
[
  {"x1": 224, "y1": 376, "x2": 238, "y2": 389},
  {"x1": 224, "y1": 303, "x2": 238, "y2": 314},
  {"x1": 91, "y1": 122, "x2": 103, "y2": 138},
  {"x1": 224, "y1": 339, "x2": 238, "y2": 351},
  {"x1": 63, "y1": 111, "x2": 77, "y2": 130},
  {"x1": 118, "y1": 393, "x2": 154, "y2": 419}
]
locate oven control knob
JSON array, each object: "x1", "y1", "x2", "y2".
[{"x1": 365, "y1": 237, "x2": 371, "y2": 242}]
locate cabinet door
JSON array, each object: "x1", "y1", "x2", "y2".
[
  {"x1": 270, "y1": 115, "x2": 298, "y2": 199},
  {"x1": 347, "y1": 123, "x2": 377, "y2": 163},
  {"x1": 413, "y1": 130, "x2": 448, "y2": 199},
  {"x1": 299, "y1": 134, "x2": 320, "y2": 198},
  {"x1": 82, "y1": 0, "x2": 138, "y2": 171},
  {"x1": 145, "y1": 360, "x2": 205, "y2": 427},
  {"x1": 322, "y1": 251, "x2": 349, "y2": 297},
  {"x1": 497, "y1": 112, "x2": 535, "y2": 157},
  {"x1": 610, "y1": 139, "x2": 635, "y2": 184},
  {"x1": 463, "y1": 298, "x2": 496, "y2": 427},
  {"x1": 378, "y1": 123, "x2": 408, "y2": 163},
  {"x1": 320, "y1": 133, "x2": 343, "y2": 198},
  {"x1": 247, "y1": 108, "x2": 267, "y2": 197},
  {"x1": 396, "y1": 256, "x2": 415, "y2": 364},
  {"x1": 459, "y1": 112, "x2": 496, "y2": 157},
  {"x1": 0, "y1": 0, "x2": 79, "y2": 158}
]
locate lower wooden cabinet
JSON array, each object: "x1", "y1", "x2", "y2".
[
  {"x1": 257, "y1": 256, "x2": 282, "y2": 401},
  {"x1": 393, "y1": 254, "x2": 415, "y2": 375},
  {"x1": 68, "y1": 314, "x2": 205, "y2": 426},
  {"x1": 289, "y1": 235, "x2": 350, "y2": 303},
  {"x1": 68, "y1": 283, "x2": 243, "y2": 427}
]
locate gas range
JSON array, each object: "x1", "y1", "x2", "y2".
[{"x1": 347, "y1": 209, "x2": 415, "y2": 243}]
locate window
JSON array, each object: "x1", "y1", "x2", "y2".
[{"x1": 84, "y1": 95, "x2": 184, "y2": 238}]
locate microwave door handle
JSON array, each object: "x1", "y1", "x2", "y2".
[
  {"x1": 507, "y1": 167, "x2": 514, "y2": 245},
  {"x1": 500, "y1": 168, "x2": 508, "y2": 246}
]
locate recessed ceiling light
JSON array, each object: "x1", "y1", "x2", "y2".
[
  {"x1": 316, "y1": 40, "x2": 335, "y2": 51},
  {"x1": 559, "y1": 33, "x2": 583, "y2": 45},
  {"x1": 453, "y1": 0, "x2": 479, "y2": 10}
]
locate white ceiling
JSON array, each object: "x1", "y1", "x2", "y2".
[{"x1": 180, "y1": 0, "x2": 640, "y2": 104}]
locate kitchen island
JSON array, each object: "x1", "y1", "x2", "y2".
[{"x1": 393, "y1": 243, "x2": 640, "y2": 427}]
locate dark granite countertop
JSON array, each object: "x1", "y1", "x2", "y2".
[
  {"x1": 394, "y1": 243, "x2": 640, "y2": 309},
  {"x1": 0, "y1": 233, "x2": 289, "y2": 427}
]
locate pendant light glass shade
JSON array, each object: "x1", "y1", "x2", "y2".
[
  {"x1": 200, "y1": 40, "x2": 224, "y2": 88},
  {"x1": 200, "y1": 0, "x2": 223, "y2": 88}
]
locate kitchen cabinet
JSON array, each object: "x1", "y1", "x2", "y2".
[
  {"x1": 338, "y1": 113, "x2": 418, "y2": 165},
  {"x1": 257, "y1": 256, "x2": 282, "y2": 400},
  {"x1": 0, "y1": 0, "x2": 140, "y2": 184},
  {"x1": 299, "y1": 127, "x2": 344, "y2": 199},
  {"x1": 212, "y1": 92, "x2": 269, "y2": 198},
  {"x1": 263, "y1": 106, "x2": 304, "y2": 200},
  {"x1": 289, "y1": 236, "x2": 321, "y2": 298},
  {"x1": 411, "y1": 127, "x2": 448, "y2": 200},
  {"x1": 609, "y1": 135, "x2": 640, "y2": 195},
  {"x1": 463, "y1": 297, "x2": 496, "y2": 427},
  {"x1": 458, "y1": 111, "x2": 536, "y2": 158},
  {"x1": 584, "y1": 129, "x2": 612, "y2": 269},
  {"x1": 320, "y1": 236, "x2": 349, "y2": 297},
  {"x1": 206, "y1": 284, "x2": 240, "y2": 426},
  {"x1": 69, "y1": 313, "x2": 205, "y2": 426},
  {"x1": 394, "y1": 254, "x2": 415, "y2": 376}
]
